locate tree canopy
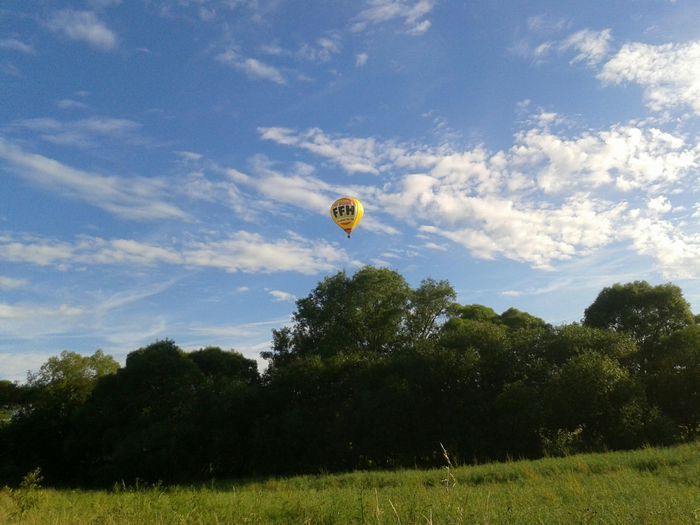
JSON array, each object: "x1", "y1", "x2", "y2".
[{"x1": 1, "y1": 270, "x2": 698, "y2": 486}]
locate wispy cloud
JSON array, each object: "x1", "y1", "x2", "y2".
[
  {"x1": 296, "y1": 35, "x2": 341, "y2": 62},
  {"x1": 0, "y1": 138, "x2": 189, "y2": 221},
  {"x1": 46, "y1": 10, "x2": 118, "y2": 51},
  {"x1": 57, "y1": 99, "x2": 89, "y2": 110},
  {"x1": 352, "y1": 0, "x2": 435, "y2": 36},
  {"x1": 0, "y1": 230, "x2": 354, "y2": 276},
  {"x1": 517, "y1": 27, "x2": 612, "y2": 65},
  {"x1": 0, "y1": 38, "x2": 35, "y2": 54},
  {"x1": 0, "y1": 277, "x2": 28, "y2": 289},
  {"x1": 561, "y1": 28, "x2": 613, "y2": 65},
  {"x1": 0, "y1": 303, "x2": 84, "y2": 320},
  {"x1": 268, "y1": 290, "x2": 296, "y2": 302},
  {"x1": 183, "y1": 231, "x2": 350, "y2": 274},
  {"x1": 217, "y1": 49, "x2": 286, "y2": 84},
  {"x1": 259, "y1": 127, "x2": 384, "y2": 174},
  {"x1": 10, "y1": 117, "x2": 143, "y2": 148}
]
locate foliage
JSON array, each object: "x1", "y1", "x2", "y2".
[
  {"x1": 583, "y1": 281, "x2": 694, "y2": 349},
  {"x1": 263, "y1": 267, "x2": 456, "y2": 367},
  {"x1": 2, "y1": 270, "x2": 700, "y2": 487},
  {"x1": 647, "y1": 325, "x2": 700, "y2": 437}
]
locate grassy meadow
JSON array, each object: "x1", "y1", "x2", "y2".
[{"x1": 2, "y1": 442, "x2": 700, "y2": 524}]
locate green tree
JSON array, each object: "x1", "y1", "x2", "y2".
[
  {"x1": 647, "y1": 325, "x2": 700, "y2": 438},
  {"x1": 543, "y1": 352, "x2": 644, "y2": 452},
  {"x1": 187, "y1": 346, "x2": 259, "y2": 385},
  {"x1": 449, "y1": 304, "x2": 500, "y2": 323},
  {"x1": 263, "y1": 267, "x2": 453, "y2": 367},
  {"x1": 4, "y1": 351, "x2": 118, "y2": 482},
  {"x1": 499, "y1": 307, "x2": 548, "y2": 331},
  {"x1": 26, "y1": 350, "x2": 119, "y2": 413},
  {"x1": 69, "y1": 341, "x2": 205, "y2": 483},
  {"x1": 544, "y1": 324, "x2": 638, "y2": 368},
  {"x1": 405, "y1": 278, "x2": 456, "y2": 343},
  {"x1": 583, "y1": 281, "x2": 694, "y2": 349},
  {"x1": 186, "y1": 347, "x2": 260, "y2": 477},
  {"x1": 0, "y1": 380, "x2": 21, "y2": 425}
]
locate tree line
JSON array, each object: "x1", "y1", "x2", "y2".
[{"x1": 1, "y1": 267, "x2": 700, "y2": 487}]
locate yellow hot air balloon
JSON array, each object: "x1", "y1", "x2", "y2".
[{"x1": 330, "y1": 197, "x2": 364, "y2": 238}]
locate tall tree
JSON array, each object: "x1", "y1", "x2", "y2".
[
  {"x1": 583, "y1": 281, "x2": 694, "y2": 349},
  {"x1": 69, "y1": 341, "x2": 205, "y2": 484},
  {"x1": 404, "y1": 278, "x2": 456, "y2": 343},
  {"x1": 4, "y1": 351, "x2": 118, "y2": 482},
  {"x1": 647, "y1": 325, "x2": 700, "y2": 438},
  {"x1": 263, "y1": 267, "x2": 449, "y2": 367}
]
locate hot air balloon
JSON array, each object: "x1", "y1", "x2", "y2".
[{"x1": 330, "y1": 197, "x2": 364, "y2": 238}]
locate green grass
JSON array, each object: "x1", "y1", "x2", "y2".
[{"x1": 3, "y1": 442, "x2": 700, "y2": 524}]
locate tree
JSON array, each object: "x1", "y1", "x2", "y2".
[
  {"x1": 26, "y1": 350, "x2": 119, "y2": 413},
  {"x1": 405, "y1": 278, "x2": 456, "y2": 343},
  {"x1": 543, "y1": 352, "x2": 643, "y2": 452},
  {"x1": 544, "y1": 324, "x2": 638, "y2": 369},
  {"x1": 69, "y1": 341, "x2": 206, "y2": 483},
  {"x1": 187, "y1": 346, "x2": 259, "y2": 385},
  {"x1": 449, "y1": 304, "x2": 500, "y2": 323},
  {"x1": 499, "y1": 307, "x2": 548, "y2": 331},
  {"x1": 647, "y1": 325, "x2": 700, "y2": 438},
  {"x1": 4, "y1": 351, "x2": 118, "y2": 482},
  {"x1": 0, "y1": 380, "x2": 21, "y2": 424},
  {"x1": 264, "y1": 267, "x2": 444, "y2": 367},
  {"x1": 186, "y1": 347, "x2": 260, "y2": 477},
  {"x1": 583, "y1": 281, "x2": 694, "y2": 349}
]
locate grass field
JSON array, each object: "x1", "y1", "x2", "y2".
[{"x1": 2, "y1": 442, "x2": 700, "y2": 524}]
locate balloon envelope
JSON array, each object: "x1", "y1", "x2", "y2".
[{"x1": 330, "y1": 197, "x2": 364, "y2": 237}]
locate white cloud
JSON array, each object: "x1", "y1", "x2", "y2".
[
  {"x1": 258, "y1": 120, "x2": 700, "y2": 274},
  {"x1": 11, "y1": 117, "x2": 143, "y2": 148},
  {"x1": 183, "y1": 232, "x2": 350, "y2": 274},
  {"x1": 356, "y1": 53, "x2": 369, "y2": 66},
  {"x1": 0, "y1": 138, "x2": 189, "y2": 221},
  {"x1": 526, "y1": 15, "x2": 571, "y2": 35},
  {"x1": 235, "y1": 156, "x2": 332, "y2": 212},
  {"x1": 57, "y1": 99, "x2": 89, "y2": 110},
  {"x1": 647, "y1": 195, "x2": 672, "y2": 215},
  {"x1": 0, "y1": 231, "x2": 352, "y2": 276},
  {"x1": 416, "y1": 196, "x2": 627, "y2": 269},
  {"x1": 46, "y1": 10, "x2": 118, "y2": 51},
  {"x1": 351, "y1": 0, "x2": 435, "y2": 36},
  {"x1": 511, "y1": 125, "x2": 698, "y2": 194},
  {"x1": 259, "y1": 127, "x2": 383, "y2": 174},
  {"x1": 599, "y1": 39, "x2": 700, "y2": 116},
  {"x1": 177, "y1": 150, "x2": 203, "y2": 162},
  {"x1": 188, "y1": 318, "x2": 284, "y2": 339},
  {"x1": 0, "y1": 38, "x2": 35, "y2": 54},
  {"x1": 560, "y1": 28, "x2": 612, "y2": 65},
  {"x1": 0, "y1": 234, "x2": 75, "y2": 266},
  {"x1": 0, "y1": 303, "x2": 84, "y2": 320},
  {"x1": 241, "y1": 58, "x2": 286, "y2": 84},
  {"x1": 297, "y1": 35, "x2": 341, "y2": 63},
  {"x1": 519, "y1": 27, "x2": 612, "y2": 66},
  {"x1": 268, "y1": 290, "x2": 296, "y2": 302},
  {"x1": 622, "y1": 215, "x2": 700, "y2": 279},
  {"x1": 0, "y1": 277, "x2": 28, "y2": 289},
  {"x1": 217, "y1": 50, "x2": 286, "y2": 84}
]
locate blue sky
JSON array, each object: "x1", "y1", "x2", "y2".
[{"x1": 2, "y1": 0, "x2": 700, "y2": 381}]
